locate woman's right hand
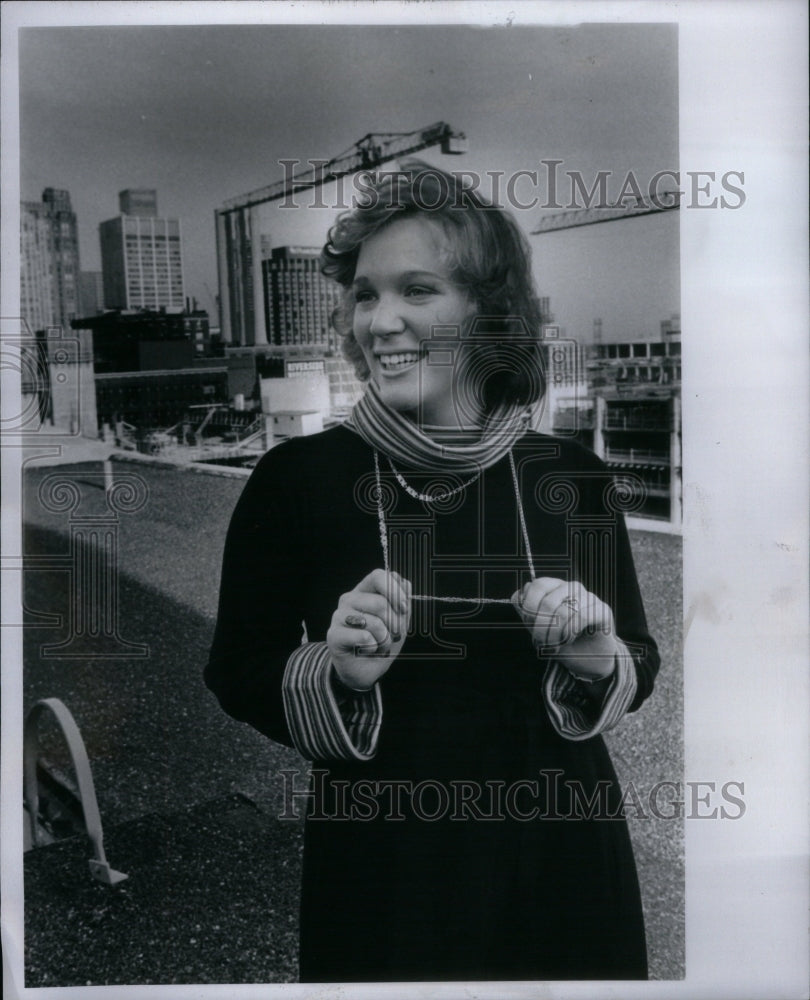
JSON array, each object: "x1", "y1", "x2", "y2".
[{"x1": 327, "y1": 569, "x2": 412, "y2": 691}]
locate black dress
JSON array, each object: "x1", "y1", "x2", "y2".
[{"x1": 205, "y1": 424, "x2": 660, "y2": 982}]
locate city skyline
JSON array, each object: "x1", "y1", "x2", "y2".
[{"x1": 19, "y1": 22, "x2": 679, "y2": 343}]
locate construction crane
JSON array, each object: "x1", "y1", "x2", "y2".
[
  {"x1": 531, "y1": 190, "x2": 680, "y2": 234},
  {"x1": 219, "y1": 122, "x2": 467, "y2": 215},
  {"x1": 216, "y1": 122, "x2": 467, "y2": 344}
]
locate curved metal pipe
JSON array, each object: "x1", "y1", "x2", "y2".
[{"x1": 23, "y1": 698, "x2": 127, "y2": 885}]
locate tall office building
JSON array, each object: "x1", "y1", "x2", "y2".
[
  {"x1": 21, "y1": 202, "x2": 54, "y2": 332},
  {"x1": 215, "y1": 206, "x2": 267, "y2": 346},
  {"x1": 43, "y1": 188, "x2": 81, "y2": 327},
  {"x1": 262, "y1": 246, "x2": 341, "y2": 347},
  {"x1": 100, "y1": 189, "x2": 185, "y2": 310},
  {"x1": 78, "y1": 270, "x2": 105, "y2": 316},
  {"x1": 20, "y1": 188, "x2": 81, "y2": 332}
]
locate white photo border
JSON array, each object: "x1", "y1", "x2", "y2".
[{"x1": 2, "y1": 2, "x2": 808, "y2": 998}]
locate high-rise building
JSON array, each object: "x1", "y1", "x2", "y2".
[
  {"x1": 100, "y1": 189, "x2": 185, "y2": 311},
  {"x1": 78, "y1": 270, "x2": 105, "y2": 316},
  {"x1": 262, "y1": 246, "x2": 341, "y2": 348},
  {"x1": 21, "y1": 202, "x2": 54, "y2": 333},
  {"x1": 43, "y1": 188, "x2": 81, "y2": 327},
  {"x1": 20, "y1": 188, "x2": 81, "y2": 333},
  {"x1": 215, "y1": 206, "x2": 267, "y2": 346}
]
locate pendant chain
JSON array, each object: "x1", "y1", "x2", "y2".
[
  {"x1": 373, "y1": 450, "x2": 536, "y2": 604},
  {"x1": 387, "y1": 456, "x2": 481, "y2": 502},
  {"x1": 509, "y1": 449, "x2": 537, "y2": 581}
]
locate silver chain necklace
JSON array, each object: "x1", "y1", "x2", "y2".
[
  {"x1": 373, "y1": 449, "x2": 536, "y2": 604},
  {"x1": 387, "y1": 456, "x2": 481, "y2": 502}
]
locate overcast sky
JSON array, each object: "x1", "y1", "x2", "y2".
[{"x1": 19, "y1": 22, "x2": 679, "y2": 341}]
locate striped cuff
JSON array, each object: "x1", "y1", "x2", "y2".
[
  {"x1": 543, "y1": 639, "x2": 638, "y2": 741},
  {"x1": 282, "y1": 641, "x2": 382, "y2": 761}
]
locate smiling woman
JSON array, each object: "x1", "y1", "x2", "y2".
[{"x1": 205, "y1": 162, "x2": 660, "y2": 983}]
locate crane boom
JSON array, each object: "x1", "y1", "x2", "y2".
[
  {"x1": 531, "y1": 191, "x2": 680, "y2": 234},
  {"x1": 220, "y1": 121, "x2": 467, "y2": 215}
]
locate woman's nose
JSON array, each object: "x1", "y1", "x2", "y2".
[{"x1": 368, "y1": 296, "x2": 406, "y2": 337}]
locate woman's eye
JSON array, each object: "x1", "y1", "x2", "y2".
[
  {"x1": 405, "y1": 285, "x2": 436, "y2": 298},
  {"x1": 353, "y1": 289, "x2": 375, "y2": 304}
]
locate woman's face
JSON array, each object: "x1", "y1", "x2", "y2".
[{"x1": 351, "y1": 216, "x2": 478, "y2": 427}]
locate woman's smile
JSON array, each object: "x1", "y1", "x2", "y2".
[{"x1": 376, "y1": 349, "x2": 422, "y2": 375}]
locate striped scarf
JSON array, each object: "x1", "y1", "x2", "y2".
[{"x1": 345, "y1": 379, "x2": 529, "y2": 474}]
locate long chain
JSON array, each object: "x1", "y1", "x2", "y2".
[
  {"x1": 373, "y1": 450, "x2": 536, "y2": 604},
  {"x1": 509, "y1": 449, "x2": 537, "y2": 581}
]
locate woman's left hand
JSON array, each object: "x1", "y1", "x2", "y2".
[{"x1": 511, "y1": 577, "x2": 619, "y2": 683}]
